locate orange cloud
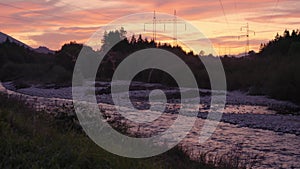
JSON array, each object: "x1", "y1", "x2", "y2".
[{"x1": 0, "y1": 0, "x2": 298, "y2": 54}]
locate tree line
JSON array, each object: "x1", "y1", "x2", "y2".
[{"x1": 0, "y1": 29, "x2": 299, "y2": 103}]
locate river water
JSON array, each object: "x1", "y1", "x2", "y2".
[{"x1": 2, "y1": 81, "x2": 300, "y2": 169}]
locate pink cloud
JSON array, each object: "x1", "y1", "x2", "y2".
[
  {"x1": 29, "y1": 32, "x2": 89, "y2": 50},
  {"x1": 0, "y1": 0, "x2": 298, "y2": 53}
]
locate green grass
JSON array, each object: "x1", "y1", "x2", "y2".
[{"x1": 0, "y1": 94, "x2": 246, "y2": 169}]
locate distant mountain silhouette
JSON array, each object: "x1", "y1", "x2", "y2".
[
  {"x1": 0, "y1": 32, "x2": 31, "y2": 49},
  {"x1": 0, "y1": 32, "x2": 54, "y2": 54},
  {"x1": 34, "y1": 46, "x2": 55, "y2": 54}
]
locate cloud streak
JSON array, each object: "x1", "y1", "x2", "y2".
[{"x1": 0, "y1": 0, "x2": 298, "y2": 54}]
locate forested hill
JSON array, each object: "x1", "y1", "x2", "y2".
[
  {"x1": 0, "y1": 29, "x2": 299, "y2": 103},
  {"x1": 222, "y1": 30, "x2": 300, "y2": 103}
]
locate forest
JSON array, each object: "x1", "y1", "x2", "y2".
[{"x1": 0, "y1": 29, "x2": 299, "y2": 103}]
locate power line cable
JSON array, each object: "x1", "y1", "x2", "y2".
[{"x1": 218, "y1": 0, "x2": 229, "y2": 26}]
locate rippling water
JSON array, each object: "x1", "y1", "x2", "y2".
[
  {"x1": 2, "y1": 81, "x2": 300, "y2": 168},
  {"x1": 100, "y1": 102, "x2": 300, "y2": 169}
]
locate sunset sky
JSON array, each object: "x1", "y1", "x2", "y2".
[{"x1": 0, "y1": 0, "x2": 299, "y2": 55}]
